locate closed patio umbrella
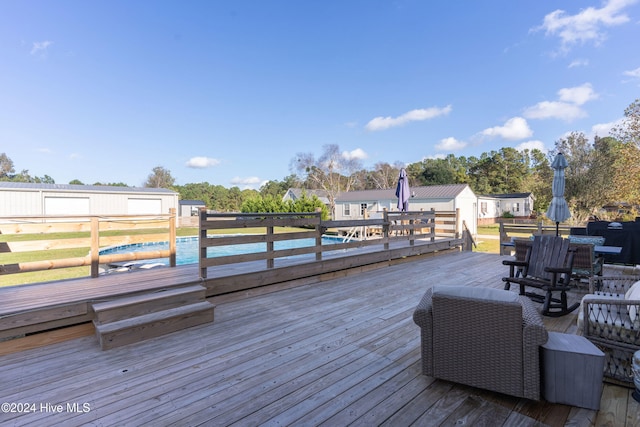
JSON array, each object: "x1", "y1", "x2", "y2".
[
  {"x1": 546, "y1": 152, "x2": 571, "y2": 236},
  {"x1": 395, "y1": 168, "x2": 410, "y2": 211}
]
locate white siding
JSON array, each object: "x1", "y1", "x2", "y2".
[
  {"x1": 127, "y1": 198, "x2": 163, "y2": 215},
  {"x1": 44, "y1": 197, "x2": 90, "y2": 215},
  {"x1": 0, "y1": 186, "x2": 178, "y2": 218},
  {"x1": 0, "y1": 189, "x2": 41, "y2": 216}
]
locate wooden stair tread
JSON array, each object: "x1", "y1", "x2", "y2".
[
  {"x1": 91, "y1": 285, "x2": 207, "y2": 324},
  {"x1": 92, "y1": 285, "x2": 205, "y2": 312},
  {"x1": 94, "y1": 301, "x2": 214, "y2": 334},
  {"x1": 94, "y1": 301, "x2": 215, "y2": 350}
]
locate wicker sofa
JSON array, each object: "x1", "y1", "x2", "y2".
[
  {"x1": 413, "y1": 285, "x2": 548, "y2": 400},
  {"x1": 578, "y1": 275, "x2": 640, "y2": 386}
]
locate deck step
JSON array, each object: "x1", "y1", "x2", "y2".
[
  {"x1": 94, "y1": 301, "x2": 214, "y2": 350},
  {"x1": 91, "y1": 285, "x2": 207, "y2": 324}
]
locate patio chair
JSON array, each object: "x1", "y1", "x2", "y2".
[
  {"x1": 502, "y1": 235, "x2": 578, "y2": 317},
  {"x1": 413, "y1": 285, "x2": 548, "y2": 400},
  {"x1": 578, "y1": 275, "x2": 640, "y2": 386},
  {"x1": 568, "y1": 235, "x2": 606, "y2": 285}
]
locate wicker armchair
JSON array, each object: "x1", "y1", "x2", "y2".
[
  {"x1": 579, "y1": 275, "x2": 640, "y2": 386},
  {"x1": 413, "y1": 285, "x2": 548, "y2": 400}
]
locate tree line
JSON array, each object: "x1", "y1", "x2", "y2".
[{"x1": 2, "y1": 99, "x2": 638, "y2": 222}]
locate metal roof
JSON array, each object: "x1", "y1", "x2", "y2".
[
  {"x1": 0, "y1": 181, "x2": 177, "y2": 194},
  {"x1": 335, "y1": 184, "x2": 472, "y2": 202},
  {"x1": 481, "y1": 192, "x2": 533, "y2": 199}
]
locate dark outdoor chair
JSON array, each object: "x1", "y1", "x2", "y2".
[{"x1": 502, "y1": 235, "x2": 578, "y2": 317}]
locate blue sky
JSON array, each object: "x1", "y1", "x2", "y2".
[{"x1": 2, "y1": 1, "x2": 639, "y2": 189}]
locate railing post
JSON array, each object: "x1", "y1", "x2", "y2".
[
  {"x1": 199, "y1": 207, "x2": 207, "y2": 279},
  {"x1": 169, "y1": 208, "x2": 176, "y2": 267},
  {"x1": 383, "y1": 209, "x2": 389, "y2": 250},
  {"x1": 90, "y1": 216, "x2": 99, "y2": 278},
  {"x1": 267, "y1": 224, "x2": 274, "y2": 269},
  {"x1": 315, "y1": 210, "x2": 322, "y2": 262},
  {"x1": 430, "y1": 208, "x2": 436, "y2": 242},
  {"x1": 409, "y1": 215, "x2": 415, "y2": 246}
]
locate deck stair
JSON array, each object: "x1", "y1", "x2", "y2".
[{"x1": 91, "y1": 284, "x2": 214, "y2": 350}]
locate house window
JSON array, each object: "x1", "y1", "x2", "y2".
[
  {"x1": 343, "y1": 204, "x2": 350, "y2": 216},
  {"x1": 514, "y1": 202, "x2": 520, "y2": 213},
  {"x1": 360, "y1": 203, "x2": 368, "y2": 216},
  {"x1": 480, "y1": 202, "x2": 488, "y2": 214}
]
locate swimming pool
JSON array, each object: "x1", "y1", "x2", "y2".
[{"x1": 99, "y1": 235, "x2": 343, "y2": 266}]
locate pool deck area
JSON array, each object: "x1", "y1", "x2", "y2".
[{"x1": 1, "y1": 250, "x2": 638, "y2": 426}]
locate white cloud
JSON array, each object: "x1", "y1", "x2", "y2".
[
  {"x1": 515, "y1": 140, "x2": 547, "y2": 152},
  {"x1": 568, "y1": 58, "x2": 589, "y2": 68},
  {"x1": 591, "y1": 118, "x2": 624, "y2": 136},
  {"x1": 523, "y1": 101, "x2": 587, "y2": 121},
  {"x1": 624, "y1": 67, "x2": 640, "y2": 78},
  {"x1": 481, "y1": 117, "x2": 533, "y2": 141},
  {"x1": 185, "y1": 156, "x2": 221, "y2": 168},
  {"x1": 30, "y1": 40, "x2": 53, "y2": 55},
  {"x1": 365, "y1": 105, "x2": 452, "y2": 131},
  {"x1": 623, "y1": 66, "x2": 640, "y2": 85},
  {"x1": 435, "y1": 137, "x2": 467, "y2": 151},
  {"x1": 523, "y1": 83, "x2": 598, "y2": 121},
  {"x1": 534, "y1": 0, "x2": 636, "y2": 53},
  {"x1": 341, "y1": 148, "x2": 368, "y2": 160},
  {"x1": 230, "y1": 176, "x2": 261, "y2": 189},
  {"x1": 422, "y1": 154, "x2": 446, "y2": 160},
  {"x1": 558, "y1": 83, "x2": 598, "y2": 105}
]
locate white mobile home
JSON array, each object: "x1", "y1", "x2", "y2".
[
  {"x1": 334, "y1": 184, "x2": 478, "y2": 235},
  {"x1": 477, "y1": 192, "x2": 534, "y2": 225},
  {"x1": 0, "y1": 182, "x2": 179, "y2": 218}
]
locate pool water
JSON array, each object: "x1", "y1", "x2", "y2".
[{"x1": 100, "y1": 235, "x2": 342, "y2": 266}]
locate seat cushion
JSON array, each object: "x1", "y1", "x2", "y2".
[
  {"x1": 568, "y1": 235, "x2": 606, "y2": 246},
  {"x1": 432, "y1": 285, "x2": 519, "y2": 303},
  {"x1": 624, "y1": 280, "x2": 640, "y2": 321}
]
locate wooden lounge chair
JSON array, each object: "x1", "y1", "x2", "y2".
[{"x1": 502, "y1": 235, "x2": 578, "y2": 317}]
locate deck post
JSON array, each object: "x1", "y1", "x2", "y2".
[
  {"x1": 315, "y1": 210, "x2": 322, "y2": 262},
  {"x1": 267, "y1": 224, "x2": 275, "y2": 269},
  {"x1": 169, "y1": 208, "x2": 176, "y2": 267},
  {"x1": 90, "y1": 217, "x2": 100, "y2": 278},
  {"x1": 430, "y1": 208, "x2": 436, "y2": 242},
  {"x1": 383, "y1": 209, "x2": 389, "y2": 250},
  {"x1": 199, "y1": 208, "x2": 207, "y2": 279}
]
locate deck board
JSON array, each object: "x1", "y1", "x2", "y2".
[{"x1": 1, "y1": 251, "x2": 638, "y2": 426}]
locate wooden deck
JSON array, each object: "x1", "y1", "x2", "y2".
[{"x1": 1, "y1": 251, "x2": 639, "y2": 426}]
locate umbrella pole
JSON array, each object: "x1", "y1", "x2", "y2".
[{"x1": 556, "y1": 222, "x2": 560, "y2": 237}]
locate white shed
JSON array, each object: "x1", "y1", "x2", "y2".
[
  {"x1": 334, "y1": 184, "x2": 478, "y2": 235},
  {"x1": 0, "y1": 182, "x2": 179, "y2": 218}
]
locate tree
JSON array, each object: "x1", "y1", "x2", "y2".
[
  {"x1": 611, "y1": 98, "x2": 640, "y2": 147},
  {"x1": 520, "y1": 148, "x2": 551, "y2": 213},
  {"x1": 366, "y1": 162, "x2": 404, "y2": 189},
  {"x1": 92, "y1": 181, "x2": 129, "y2": 187},
  {"x1": 0, "y1": 153, "x2": 15, "y2": 179},
  {"x1": 553, "y1": 132, "x2": 609, "y2": 222},
  {"x1": 144, "y1": 166, "x2": 175, "y2": 189},
  {"x1": 259, "y1": 175, "x2": 301, "y2": 198},
  {"x1": 291, "y1": 144, "x2": 363, "y2": 218}
]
